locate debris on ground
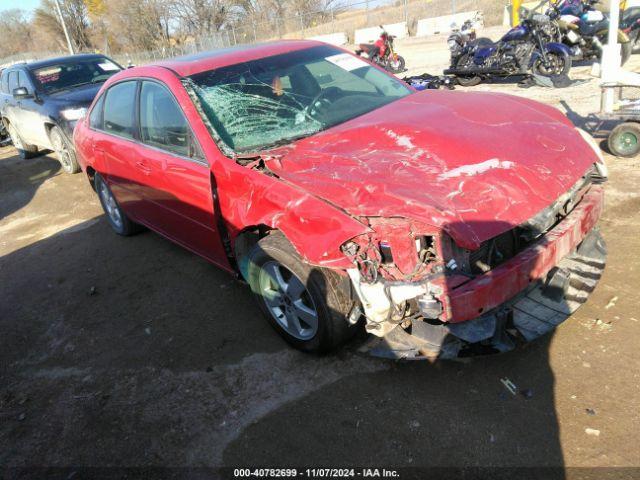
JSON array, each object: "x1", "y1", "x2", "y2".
[
  {"x1": 500, "y1": 378, "x2": 517, "y2": 395},
  {"x1": 585, "y1": 428, "x2": 601, "y2": 437},
  {"x1": 18, "y1": 413, "x2": 26, "y2": 421},
  {"x1": 605, "y1": 296, "x2": 619, "y2": 310},
  {"x1": 144, "y1": 327, "x2": 151, "y2": 335},
  {"x1": 88, "y1": 286, "x2": 97, "y2": 296},
  {"x1": 402, "y1": 73, "x2": 455, "y2": 90},
  {"x1": 586, "y1": 408, "x2": 597, "y2": 416}
]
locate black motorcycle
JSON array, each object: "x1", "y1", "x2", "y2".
[{"x1": 444, "y1": 12, "x2": 571, "y2": 86}]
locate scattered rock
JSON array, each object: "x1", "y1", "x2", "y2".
[
  {"x1": 604, "y1": 296, "x2": 618, "y2": 310},
  {"x1": 408, "y1": 420, "x2": 420, "y2": 430},
  {"x1": 586, "y1": 408, "x2": 596, "y2": 416},
  {"x1": 144, "y1": 327, "x2": 151, "y2": 335},
  {"x1": 489, "y1": 433, "x2": 496, "y2": 443},
  {"x1": 18, "y1": 413, "x2": 25, "y2": 421},
  {"x1": 500, "y1": 377, "x2": 517, "y2": 395},
  {"x1": 585, "y1": 428, "x2": 600, "y2": 437},
  {"x1": 582, "y1": 362, "x2": 591, "y2": 368}
]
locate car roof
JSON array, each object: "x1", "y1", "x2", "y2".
[
  {"x1": 23, "y1": 54, "x2": 113, "y2": 71},
  {"x1": 153, "y1": 40, "x2": 328, "y2": 77}
]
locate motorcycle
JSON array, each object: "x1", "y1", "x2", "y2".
[
  {"x1": 444, "y1": 11, "x2": 572, "y2": 87},
  {"x1": 447, "y1": 12, "x2": 486, "y2": 57},
  {"x1": 548, "y1": 0, "x2": 633, "y2": 65},
  {"x1": 355, "y1": 27, "x2": 406, "y2": 74}
]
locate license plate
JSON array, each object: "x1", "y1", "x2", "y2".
[{"x1": 566, "y1": 30, "x2": 580, "y2": 43}]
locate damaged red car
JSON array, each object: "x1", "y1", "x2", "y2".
[{"x1": 74, "y1": 41, "x2": 608, "y2": 359}]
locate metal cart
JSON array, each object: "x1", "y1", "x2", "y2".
[{"x1": 600, "y1": 82, "x2": 640, "y2": 157}]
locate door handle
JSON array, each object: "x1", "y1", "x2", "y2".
[{"x1": 136, "y1": 161, "x2": 152, "y2": 174}]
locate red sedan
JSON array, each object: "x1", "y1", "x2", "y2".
[{"x1": 74, "y1": 40, "x2": 608, "y2": 359}]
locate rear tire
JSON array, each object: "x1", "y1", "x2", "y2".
[
  {"x1": 94, "y1": 173, "x2": 143, "y2": 236},
  {"x1": 608, "y1": 122, "x2": 640, "y2": 157},
  {"x1": 245, "y1": 232, "x2": 358, "y2": 353},
  {"x1": 455, "y1": 54, "x2": 482, "y2": 87},
  {"x1": 6, "y1": 122, "x2": 38, "y2": 159},
  {"x1": 49, "y1": 126, "x2": 80, "y2": 174}
]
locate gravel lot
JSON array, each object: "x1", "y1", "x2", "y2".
[{"x1": 1, "y1": 30, "x2": 639, "y2": 476}]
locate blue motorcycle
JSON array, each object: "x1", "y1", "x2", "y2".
[{"x1": 444, "y1": 12, "x2": 572, "y2": 87}]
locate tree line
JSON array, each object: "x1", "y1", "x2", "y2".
[{"x1": 0, "y1": 0, "x2": 344, "y2": 58}]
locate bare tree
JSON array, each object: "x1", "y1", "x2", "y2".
[
  {"x1": 171, "y1": 0, "x2": 231, "y2": 37},
  {"x1": 32, "y1": 0, "x2": 92, "y2": 52},
  {"x1": 104, "y1": 0, "x2": 172, "y2": 51},
  {"x1": 0, "y1": 9, "x2": 34, "y2": 57}
]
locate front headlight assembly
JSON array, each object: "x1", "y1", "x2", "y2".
[
  {"x1": 577, "y1": 128, "x2": 608, "y2": 179},
  {"x1": 60, "y1": 107, "x2": 88, "y2": 121}
]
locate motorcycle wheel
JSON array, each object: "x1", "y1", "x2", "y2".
[
  {"x1": 455, "y1": 54, "x2": 482, "y2": 87},
  {"x1": 532, "y1": 51, "x2": 571, "y2": 77},
  {"x1": 387, "y1": 55, "x2": 406, "y2": 74}
]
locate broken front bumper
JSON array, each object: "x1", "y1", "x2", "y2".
[{"x1": 357, "y1": 186, "x2": 606, "y2": 359}]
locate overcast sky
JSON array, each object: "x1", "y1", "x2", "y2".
[{"x1": 1, "y1": 0, "x2": 41, "y2": 14}]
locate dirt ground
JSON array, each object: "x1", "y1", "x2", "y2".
[{"x1": 1, "y1": 30, "x2": 640, "y2": 477}]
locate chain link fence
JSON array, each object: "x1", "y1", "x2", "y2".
[{"x1": 1, "y1": 0, "x2": 506, "y2": 68}]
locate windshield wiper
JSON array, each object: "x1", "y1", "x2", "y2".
[{"x1": 256, "y1": 132, "x2": 319, "y2": 152}]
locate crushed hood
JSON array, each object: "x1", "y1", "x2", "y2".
[{"x1": 265, "y1": 90, "x2": 598, "y2": 250}]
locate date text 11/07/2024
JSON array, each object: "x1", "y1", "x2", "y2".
[{"x1": 233, "y1": 468, "x2": 400, "y2": 478}]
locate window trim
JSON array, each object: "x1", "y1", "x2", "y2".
[{"x1": 89, "y1": 77, "x2": 207, "y2": 166}]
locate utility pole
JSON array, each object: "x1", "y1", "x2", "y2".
[{"x1": 54, "y1": 0, "x2": 75, "y2": 55}]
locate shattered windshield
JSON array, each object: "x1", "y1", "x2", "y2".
[{"x1": 188, "y1": 45, "x2": 412, "y2": 153}]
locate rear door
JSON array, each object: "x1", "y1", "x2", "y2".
[{"x1": 134, "y1": 80, "x2": 227, "y2": 264}]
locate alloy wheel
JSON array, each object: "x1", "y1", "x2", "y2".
[
  {"x1": 258, "y1": 261, "x2": 318, "y2": 340},
  {"x1": 51, "y1": 130, "x2": 72, "y2": 171},
  {"x1": 98, "y1": 180, "x2": 123, "y2": 229}
]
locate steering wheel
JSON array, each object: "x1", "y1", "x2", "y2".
[{"x1": 305, "y1": 87, "x2": 341, "y2": 119}]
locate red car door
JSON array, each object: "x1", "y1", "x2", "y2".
[
  {"x1": 134, "y1": 80, "x2": 228, "y2": 266},
  {"x1": 98, "y1": 80, "x2": 151, "y2": 220}
]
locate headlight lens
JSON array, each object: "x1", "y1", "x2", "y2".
[
  {"x1": 60, "y1": 107, "x2": 88, "y2": 121},
  {"x1": 577, "y1": 128, "x2": 608, "y2": 179}
]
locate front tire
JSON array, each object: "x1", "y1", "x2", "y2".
[
  {"x1": 94, "y1": 173, "x2": 142, "y2": 236},
  {"x1": 245, "y1": 233, "x2": 358, "y2": 353},
  {"x1": 49, "y1": 126, "x2": 80, "y2": 174},
  {"x1": 388, "y1": 55, "x2": 406, "y2": 73},
  {"x1": 533, "y1": 51, "x2": 571, "y2": 77},
  {"x1": 608, "y1": 122, "x2": 640, "y2": 157}
]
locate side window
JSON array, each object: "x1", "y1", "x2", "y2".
[
  {"x1": 89, "y1": 93, "x2": 105, "y2": 130},
  {"x1": 8, "y1": 71, "x2": 19, "y2": 93},
  {"x1": 0, "y1": 71, "x2": 8, "y2": 94},
  {"x1": 17, "y1": 71, "x2": 34, "y2": 93},
  {"x1": 103, "y1": 81, "x2": 137, "y2": 140},
  {"x1": 139, "y1": 81, "x2": 191, "y2": 157}
]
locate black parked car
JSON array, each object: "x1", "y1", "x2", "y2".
[{"x1": 0, "y1": 54, "x2": 123, "y2": 173}]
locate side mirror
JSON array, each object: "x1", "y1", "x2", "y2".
[{"x1": 12, "y1": 87, "x2": 32, "y2": 100}]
